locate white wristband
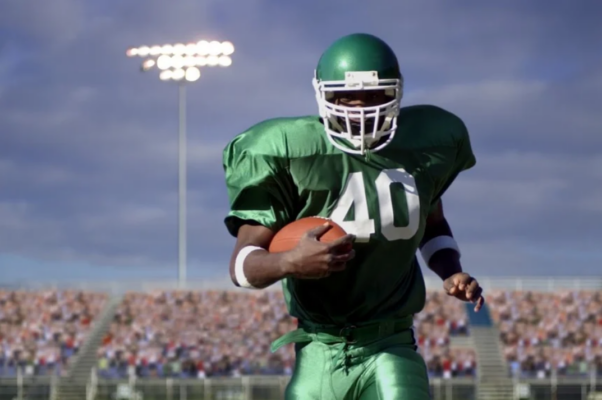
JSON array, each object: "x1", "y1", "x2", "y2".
[
  {"x1": 420, "y1": 236, "x2": 460, "y2": 265},
  {"x1": 234, "y1": 246, "x2": 265, "y2": 289}
]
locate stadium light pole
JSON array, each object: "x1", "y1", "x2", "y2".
[{"x1": 126, "y1": 40, "x2": 235, "y2": 288}]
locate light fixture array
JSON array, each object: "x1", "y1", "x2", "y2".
[{"x1": 126, "y1": 40, "x2": 235, "y2": 82}]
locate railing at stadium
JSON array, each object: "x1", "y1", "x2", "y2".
[
  {"x1": 2, "y1": 371, "x2": 602, "y2": 400},
  {"x1": 1, "y1": 375, "x2": 476, "y2": 400},
  {"x1": 5, "y1": 276, "x2": 602, "y2": 293}
]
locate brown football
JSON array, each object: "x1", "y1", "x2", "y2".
[{"x1": 268, "y1": 217, "x2": 349, "y2": 253}]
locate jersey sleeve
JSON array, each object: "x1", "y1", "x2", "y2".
[
  {"x1": 222, "y1": 129, "x2": 296, "y2": 237},
  {"x1": 430, "y1": 119, "x2": 476, "y2": 211}
]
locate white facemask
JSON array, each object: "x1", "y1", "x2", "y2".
[{"x1": 313, "y1": 70, "x2": 403, "y2": 155}]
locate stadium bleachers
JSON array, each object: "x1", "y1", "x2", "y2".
[
  {"x1": 95, "y1": 290, "x2": 475, "y2": 379},
  {"x1": 0, "y1": 287, "x2": 479, "y2": 380},
  {"x1": 487, "y1": 290, "x2": 602, "y2": 378},
  {"x1": 97, "y1": 290, "x2": 296, "y2": 379},
  {"x1": 0, "y1": 290, "x2": 108, "y2": 377},
  {"x1": 416, "y1": 292, "x2": 476, "y2": 378},
  {"x1": 4, "y1": 280, "x2": 602, "y2": 400}
]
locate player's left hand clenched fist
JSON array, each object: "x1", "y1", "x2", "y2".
[{"x1": 443, "y1": 273, "x2": 484, "y2": 312}]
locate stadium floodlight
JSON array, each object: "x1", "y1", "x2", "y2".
[
  {"x1": 137, "y1": 46, "x2": 150, "y2": 57},
  {"x1": 221, "y1": 42, "x2": 235, "y2": 56},
  {"x1": 157, "y1": 55, "x2": 172, "y2": 70},
  {"x1": 185, "y1": 67, "x2": 201, "y2": 82},
  {"x1": 171, "y1": 55, "x2": 185, "y2": 69},
  {"x1": 150, "y1": 46, "x2": 162, "y2": 56},
  {"x1": 196, "y1": 40, "x2": 210, "y2": 55},
  {"x1": 126, "y1": 39, "x2": 235, "y2": 288},
  {"x1": 173, "y1": 43, "x2": 186, "y2": 54},
  {"x1": 141, "y1": 59, "x2": 156, "y2": 71},
  {"x1": 218, "y1": 56, "x2": 232, "y2": 67},
  {"x1": 172, "y1": 68, "x2": 186, "y2": 81},
  {"x1": 159, "y1": 70, "x2": 173, "y2": 81}
]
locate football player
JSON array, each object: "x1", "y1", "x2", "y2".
[{"x1": 223, "y1": 33, "x2": 484, "y2": 400}]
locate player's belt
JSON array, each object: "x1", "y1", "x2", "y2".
[{"x1": 270, "y1": 315, "x2": 413, "y2": 353}]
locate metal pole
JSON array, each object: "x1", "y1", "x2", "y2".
[{"x1": 178, "y1": 83, "x2": 187, "y2": 288}]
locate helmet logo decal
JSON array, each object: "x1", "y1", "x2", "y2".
[{"x1": 345, "y1": 71, "x2": 379, "y2": 88}]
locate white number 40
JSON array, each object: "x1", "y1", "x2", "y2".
[{"x1": 329, "y1": 168, "x2": 421, "y2": 242}]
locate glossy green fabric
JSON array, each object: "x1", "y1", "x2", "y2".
[
  {"x1": 285, "y1": 329, "x2": 430, "y2": 400},
  {"x1": 223, "y1": 106, "x2": 476, "y2": 325},
  {"x1": 271, "y1": 317, "x2": 414, "y2": 353}
]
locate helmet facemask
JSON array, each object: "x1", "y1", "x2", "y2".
[{"x1": 313, "y1": 70, "x2": 403, "y2": 155}]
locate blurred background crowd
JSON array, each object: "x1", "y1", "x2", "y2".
[
  {"x1": 97, "y1": 290, "x2": 475, "y2": 379},
  {"x1": 6, "y1": 288, "x2": 600, "y2": 380},
  {"x1": 487, "y1": 290, "x2": 602, "y2": 378},
  {"x1": 98, "y1": 290, "x2": 295, "y2": 378},
  {"x1": 0, "y1": 290, "x2": 107, "y2": 377},
  {"x1": 0, "y1": 289, "x2": 474, "y2": 379}
]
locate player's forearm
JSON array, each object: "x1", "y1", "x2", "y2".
[
  {"x1": 427, "y1": 249, "x2": 462, "y2": 281},
  {"x1": 421, "y1": 201, "x2": 462, "y2": 281},
  {"x1": 229, "y1": 249, "x2": 290, "y2": 289},
  {"x1": 228, "y1": 224, "x2": 291, "y2": 289}
]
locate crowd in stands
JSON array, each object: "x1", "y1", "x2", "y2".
[
  {"x1": 97, "y1": 290, "x2": 476, "y2": 380},
  {"x1": 487, "y1": 290, "x2": 602, "y2": 378},
  {"x1": 0, "y1": 287, "x2": 476, "y2": 379},
  {"x1": 98, "y1": 290, "x2": 295, "y2": 379},
  {"x1": 0, "y1": 290, "x2": 108, "y2": 377},
  {"x1": 416, "y1": 292, "x2": 476, "y2": 379},
  {"x1": 7, "y1": 286, "x2": 602, "y2": 380}
]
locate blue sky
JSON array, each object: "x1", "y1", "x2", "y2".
[{"x1": 1, "y1": 0, "x2": 601, "y2": 284}]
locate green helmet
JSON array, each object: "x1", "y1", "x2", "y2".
[{"x1": 312, "y1": 33, "x2": 404, "y2": 155}]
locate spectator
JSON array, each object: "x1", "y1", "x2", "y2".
[
  {"x1": 488, "y1": 290, "x2": 602, "y2": 377},
  {"x1": 98, "y1": 290, "x2": 475, "y2": 379},
  {"x1": 0, "y1": 290, "x2": 107, "y2": 377}
]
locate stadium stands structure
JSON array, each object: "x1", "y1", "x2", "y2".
[
  {"x1": 487, "y1": 289, "x2": 602, "y2": 379},
  {"x1": 94, "y1": 290, "x2": 474, "y2": 380},
  {"x1": 1, "y1": 276, "x2": 602, "y2": 400},
  {"x1": 0, "y1": 289, "x2": 108, "y2": 378}
]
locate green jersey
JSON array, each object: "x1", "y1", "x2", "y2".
[{"x1": 223, "y1": 104, "x2": 476, "y2": 325}]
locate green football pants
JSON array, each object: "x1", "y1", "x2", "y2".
[{"x1": 283, "y1": 329, "x2": 431, "y2": 400}]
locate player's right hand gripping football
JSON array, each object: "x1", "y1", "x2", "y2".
[{"x1": 283, "y1": 223, "x2": 356, "y2": 279}]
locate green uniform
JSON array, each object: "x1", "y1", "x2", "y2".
[{"x1": 223, "y1": 105, "x2": 476, "y2": 399}]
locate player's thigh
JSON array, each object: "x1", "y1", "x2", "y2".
[
  {"x1": 358, "y1": 345, "x2": 430, "y2": 400},
  {"x1": 285, "y1": 342, "x2": 331, "y2": 400}
]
